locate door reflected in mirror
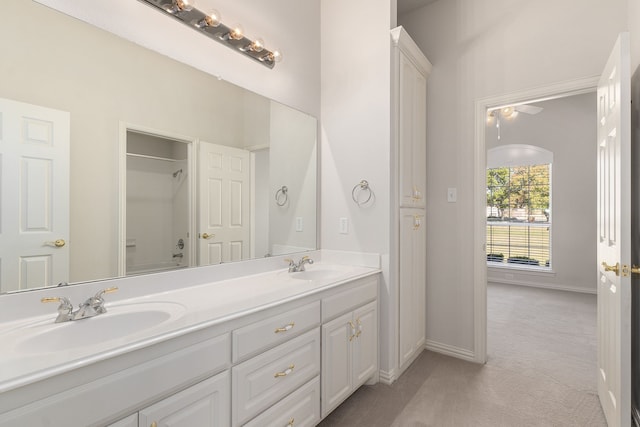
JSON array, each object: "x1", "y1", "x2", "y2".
[{"x1": 0, "y1": 1, "x2": 317, "y2": 294}]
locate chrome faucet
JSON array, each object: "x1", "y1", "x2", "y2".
[
  {"x1": 285, "y1": 255, "x2": 314, "y2": 272},
  {"x1": 41, "y1": 287, "x2": 118, "y2": 323}
]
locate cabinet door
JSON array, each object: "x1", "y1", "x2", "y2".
[
  {"x1": 399, "y1": 210, "x2": 426, "y2": 369},
  {"x1": 321, "y1": 311, "x2": 353, "y2": 417},
  {"x1": 108, "y1": 414, "x2": 138, "y2": 427},
  {"x1": 138, "y1": 371, "x2": 229, "y2": 427},
  {"x1": 352, "y1": 301, "x2": 378, "y2": 387},
  {"x1": 398, "y1": 51, "x2": 427, "y2": 208}
]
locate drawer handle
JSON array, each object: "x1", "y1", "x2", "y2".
[
  {"x1": 349, "y1": 320, "x2": 356, "y2": 341},
  {"x1": 286, "y1": 418, "x2": 295, "y2": 427},
  {"x1": 275, "y1": 322, "x2": 295, "y2": 333},
  {"x1": 274, "y1": 364, "x2": 295, "y2": 378},
  {"x1": 356, "y1": 318, "x2": 362, "y2": 338}
]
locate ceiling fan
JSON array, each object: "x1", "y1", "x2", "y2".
[{"x1": 487, "y1": 104, "x2": 544, "y2": 139}]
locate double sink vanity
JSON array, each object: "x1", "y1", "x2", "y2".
[{"x1": 0, "y1": 251, "x2": 380, "y2": 427}]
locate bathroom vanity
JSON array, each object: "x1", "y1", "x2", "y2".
[{"x1": 0, "y1": 252, "x2": 379, "y2": 427}]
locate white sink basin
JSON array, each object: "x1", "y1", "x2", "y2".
[
  {"x1": 289, "y1": 264, "x2": 351, "y2": 281},
  {"x1": 14, "y1": 302, "x2": 186, "y2": 354}
]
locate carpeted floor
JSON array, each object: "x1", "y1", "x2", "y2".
[{"x1": 318, "y1": 283, "x2": 606, "y2": 427}]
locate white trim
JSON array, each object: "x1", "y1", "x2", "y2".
[
  {"x1": 488, "y1": 278, "x2": 596, "y2": 295},
  {"x1": 378, "y1": 368, "x2": 397, "y2": 385},
  {"x1": 425, "y1": 340, "x2": 475, "y2": 362},
  {"x1": 473, "y1": 76, "x2": 600, "y2": 365},
  {"x1": 118, "y1": 122, "x2": 197, "y2": 276}
]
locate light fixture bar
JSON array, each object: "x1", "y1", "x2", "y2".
[{"x1": 138, "y1": 0, "x2": 281, "y2": 69}]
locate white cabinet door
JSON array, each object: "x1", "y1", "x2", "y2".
[
  {"x1": 399, "y1": 210, "x2": 426, "y2": 370},
  {"x1": 138, "y1": 371, "x2": 230, "y2": 427},
  {"x1": 352, "y1": 301, "x2": 378, "y2": 387},
  {"x1": 321, "y1": 311, "x2": 353, "y2": 417},
  {"x1": 108, "y1": 414, "x2": 138, "y2": 427},
  {"x1": 398, "y1": 52, "x2": 427, "y2": 209}
]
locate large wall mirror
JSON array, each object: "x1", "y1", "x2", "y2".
[{"x1": 0, "y1": 1, "x2": 317, "y2": 294}]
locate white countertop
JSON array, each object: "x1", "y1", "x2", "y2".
[{"x1": 0, "y1": 257, "x2": 380, "y2": 394}]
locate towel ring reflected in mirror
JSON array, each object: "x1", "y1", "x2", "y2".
[
  {"x1": 275, "y1": 185, "x2": 289, "y2": 206},
  {"x1": 352, "y1": 180, "x2": 374, "y2": 206}
]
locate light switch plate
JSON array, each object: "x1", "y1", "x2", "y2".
[
  {"x1": 339, "y1": 217, "x2": 349, "y2": 234},
  {"x1": 295, "y1": 217, "x2": 303, "y2": 232},
  {"x1": 447, "y1": 187, "x2": 457, "y2": 203}
]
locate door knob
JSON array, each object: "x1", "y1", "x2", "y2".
[
  {"x1": 602, "y1": 261, "x2": 620, "y2": 276},
  {"x1": 45, "y1": 239, "x2": 66, "y2": 247},
  {"x1": 201, "y1": 233, "x2": 214, "y2": 239}
]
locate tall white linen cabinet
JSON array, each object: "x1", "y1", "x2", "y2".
[{"x1": 391, "y1": 26, "x2": 432, "y2": 375}]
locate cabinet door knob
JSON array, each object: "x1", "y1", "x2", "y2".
[{"x1": 150, "y1": 422, "x2": 157, "y2": 427}]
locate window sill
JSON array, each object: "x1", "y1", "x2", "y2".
[{"x1": 487, "y1": 262, "x2": 556, "y2": 276}]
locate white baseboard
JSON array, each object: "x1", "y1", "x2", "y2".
[
  {"x1": 425, "y1": 340, "x2": 476, "y2": 362},
  {"x1": 488, "y1": 278, "x2": 596, "y2": 295},
  {"x1": 378, "y1": 368, "x2": 397, "y2": 385}
]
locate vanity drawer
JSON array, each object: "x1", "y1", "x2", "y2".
[
  {"x1": 232, "y1": 301, "x2": 320, "y2": 362},
  {"x1": 232, "y1": 328, "x2": 320, "y2": 426},
  {"x1": 243, "y1": 376, "x2": 320, "y2": 427},
  {"x1": 322, "y1": 276, "x2": 378, "y2": 322}
]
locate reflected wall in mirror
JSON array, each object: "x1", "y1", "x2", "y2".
[{"x1": 0, "y1": 1, "x2": 317, "y2": 294}]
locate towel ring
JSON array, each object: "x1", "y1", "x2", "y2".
[
  {"x1": 275, "y1": 186, "x2": 288, "y2": 206},
  {"x1": 352, "y1": 180, "x2": 373, "y2": 206}
]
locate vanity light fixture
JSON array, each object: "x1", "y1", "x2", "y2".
[{"x1": 140, "y1": 0, "x2": 282, "y2": 69}]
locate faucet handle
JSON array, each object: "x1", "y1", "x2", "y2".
[
  {"x1": 94, "y1": 286, "x2": 118, "y2": 299},
  {"x1": 41, "y1": 296, "x2": 73, "y2": 322},
  {"x1": 41, "y1": 296, "x2": 72, "y2": 307},
  {"x1": 284, "y1": 258, "x2": 295, "y2": 266}
]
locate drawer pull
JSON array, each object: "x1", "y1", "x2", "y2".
[
  {"x1": 274, "y1": 364, "x2": 295, "y2": 378},
  {"x1": 356, "y1": 318, "x2": 362, "y2": 338},
  {"x1": 349, "y1": 320, "x2": 356, "y2": 341},
  {"x1": 275, "y1": 322, "x2": 295, "y2": 333},
  {"x1": 286, "y1": 418, "x2": 295, "y2": 427}
]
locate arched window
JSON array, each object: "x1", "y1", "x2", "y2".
[{"x1": 486, "y1": 144, "x2": 552, "y2": 269}]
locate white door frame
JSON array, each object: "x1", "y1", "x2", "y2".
[
  {"x1": 472, "y1": 76, "x2": 599, "y2": 363},
  {"x1": 117, "y1": 122, "x2": 197, "y2": 276}
]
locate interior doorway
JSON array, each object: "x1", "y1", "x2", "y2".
[
  {"x1": 472, "y1": 77, "x2": 599, "y2": 363},
  {"x1": 118, "y1": 124, "x2": 196, "y2": 276}
]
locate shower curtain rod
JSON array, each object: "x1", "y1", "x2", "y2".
[{"x1": 126, "y1": 152, "x2": 182, "y2": 162}]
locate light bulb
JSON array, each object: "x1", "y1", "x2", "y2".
[
  {"x1": 167, "y1": 0, "x2": 195, "y2": 13},
  {"x1": 229, "y1": 24, "x2": 244, "y2": 40},
  {"x1": 271, "y1": 49, "x2": 283, "y2": 63},
  {"x1": 501, "y1": 106, "x2": 514, "y2": 118},
  {"x1": 197, "y1": 9, "x2": 221, "y2": 28},
  {"x1": 250, "y1": 38, "x2": 264, "y2": 52}
]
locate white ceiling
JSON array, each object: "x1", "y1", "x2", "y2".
[{"x1": 397, "y1": 0, "x2": 439, "y2": 16}]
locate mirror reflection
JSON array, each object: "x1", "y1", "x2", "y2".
[{"x1": 0, "y1": 1, "x2": 317, "y2": 294}]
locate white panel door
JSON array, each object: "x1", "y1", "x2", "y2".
[
  {"x1": 198, "y1": 142, "x2": 250, "y2": 265},
  {"x1": 0, "y1": 97, "x2": 69, "y2": 292},
  {"x1": 398, "y1": 51, "x2": 427, "y2": 208},
  {"x1": 399, "y1": 209, "x2": 426, "y2": 370},
  {"x1": 321, "y1": 311, "x2": 353, "y2": 418},
  {"x1": 597, "y1": 33, "x2": 631, "y2": 427},
  {"x1": 352, "y1": 301, "x2": 378, "y2": 387}
]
